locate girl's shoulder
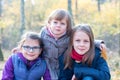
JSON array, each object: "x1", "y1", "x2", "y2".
[
  {"x1": 11, "y1": 53, "x2": 19, "y2": 59},
  {"x1": 95, "y1": 47, "x2": 107, "y2": 61},
  {"x1": 40, "y1": 27, "x2": 47, "y2": 33},
  {"x1": 95, "y1": 47, "x2": 101, "y2": 57},
  {"x1": 11, "y1": 53, "x2": 21, "y2": 62},
  {"x1": 39, "y1": 27, "x2": 49, "y2": 37}
]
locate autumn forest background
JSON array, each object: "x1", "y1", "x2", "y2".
[{"x1": 0, "y1": 0, "x2": 120, "y2": 80}]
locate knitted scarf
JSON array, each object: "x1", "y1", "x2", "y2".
[
  {"x1": 71, "y1": 49, "x2": 84, "y2": 61},
  {"x1": 47, "y1": 27, "x2": 66, "y2": 40}
]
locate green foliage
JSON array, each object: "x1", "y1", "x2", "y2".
[{"x1": 0, "y1": 21, "x2": 6, "y2": 28}]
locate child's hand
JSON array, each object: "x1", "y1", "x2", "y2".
[
  {"x1": 11, "y1": 47, "x2": 20, "y2": 53},
  {"x1": 100, "y1": 43, "x2": 106, "y2": 50},
  {"x1": 71, "y1": 75, "x2": 77, "y2": 80},
  {"x1": 100, "y1": 43, "x2": 107, "y2": 60}
]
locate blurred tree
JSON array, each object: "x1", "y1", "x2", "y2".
[
  {"x1": 20, "y1": 0, "x2": 25, "y2": 35},
  {"x1": 75, "y1": 0, "x2": 78, "y2": 19},
  {"x1": 68, "y1": 0, "x2": 72, "y2": 16},
  {"x1": 0, "y1": 0, "x2": 4, "y2": 61},
  {"x1": 97, "y1": 0, "x2": 101, "y2": 12},
  {"x1": 68, "y1": 0, "x2": 74, "y2": 25},
  {"x1": 0, "y1": 0, "x2": 2, "y2": 15},
  {"x1": 0, "y1": 45, "x2": 3, "y2": 61},
  {"x1": 97, "y1": 0, "x2": 106, "y2": 12},
  {"x1": 28, "y1": 0, "x2": 34, "y2": 29}
]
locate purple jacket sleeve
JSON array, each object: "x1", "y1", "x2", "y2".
[
  {"x1": 2, "y1": 56, "x2": 14, "y2": 80},
  {"x1": 43, "y1": 66, "x2": 51, "y2": 80}
]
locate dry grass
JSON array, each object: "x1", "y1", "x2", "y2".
[
  {"x1": 0, "y1": 61, "x2": 5, "y2": 79},
  {"x1": 107, "y1": 51, "x2": 120, "y2": 80}
]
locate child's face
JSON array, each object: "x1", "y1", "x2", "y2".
[
  {"x1": 73, "y1": 30, "x2": 90, "y2": 55},
  {"x1": 21, "y1": 38, "x2": 42, "y2": 61},
  {"x1": 49, "y1": 18, "x2": 67, "y2": 37}
]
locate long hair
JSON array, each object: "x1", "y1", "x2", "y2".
[
  {"x1": 64, "y1": 24, "x2": 95, "y2": 69},
  {"x1": 47, "y1": 9, "x2": 73, "y2": 36}
]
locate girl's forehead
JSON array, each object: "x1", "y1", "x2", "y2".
[
  {"x1": 74, "y1": 30, "x2": 87, "y2": 35},
  {"x1": 53, "y1": 16, "x2": 67, "y2": 21},
  {"x1": 24, "y1": 38, "x2": 39, "y2": 43},
  {"x1": 51, "y1": 13, "x2": 67, "y2": 20},
  {"x1": 54, "y1": 18, "x2": 67, "y2": 22}
]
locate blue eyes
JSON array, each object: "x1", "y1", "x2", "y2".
[
  {"x1": 54, "y1": 22, "x2": 57, "y2": 24},
  {"x1": 76, "y1": 40, "x2": 89, "y2": 43},
  {"x1": 53, "y1": 21, "x2": 65, "y2": 25},
  {"x1": 61, "y1": 23, "x2": 65, "y2": 25}
]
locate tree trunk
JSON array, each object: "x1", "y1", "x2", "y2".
[
  {"x1": 20, "y1": 0, "x2": 25, "y2": 35},
  {"x1": 97, "y1": 0, "x2": 101, "y2": 12},
  {"x1": 67, "y1": 0, "x2": 74, "y2": 25},
  {"x1": 0, "y1": 0, "x2": 4, "y2": 61},
  {"x1": 68, "y1": 0, "x2": 72, "y2": 16},
  {"x1": 75, "y1": 0, "x2": 78, "y2": 19}
]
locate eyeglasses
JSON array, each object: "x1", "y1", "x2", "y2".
[{"x1": 22, "y1": 46, "x2": 41, "y2": 53}]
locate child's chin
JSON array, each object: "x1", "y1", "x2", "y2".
[{"x1": 27, "y1": 57, "x2": 36, "y2": 61}]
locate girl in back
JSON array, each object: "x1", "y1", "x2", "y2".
[{"x1": 39, "y1": 9, "x2": 72, "y2": 79}]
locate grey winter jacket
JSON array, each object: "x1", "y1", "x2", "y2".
[{"x1": 39, "y1": 27, "x2": 69, "y2": 80}]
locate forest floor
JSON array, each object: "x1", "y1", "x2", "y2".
[{"x1": 0, "y1": 61, "x2": 4, "y2": 79}]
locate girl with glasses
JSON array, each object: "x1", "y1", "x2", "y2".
[{"x1": 2, "y1": 32, "x2": 51, "y2": 80}]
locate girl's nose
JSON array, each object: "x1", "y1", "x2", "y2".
[
  {"x1": 29, "y1": 48, "x2": 34, "y2": 53},
  {"x1": 27, "y1": 49, "x2": 34, "y2": 54},
  {"x1": 79, "y1": 42, "x2": 84, "y2": 46}
]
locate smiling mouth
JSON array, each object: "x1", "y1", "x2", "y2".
[
  {"x1": 79, "y1": 49, "x2": 85, "y2": 51},
  {"x1": 28, "y1": 54, "x2": 35, "y2": 57},
  {"x1": 56, "y1": 29, "x2": 60, "y2": 31}
]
